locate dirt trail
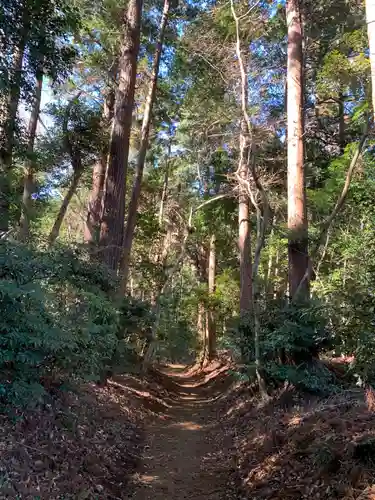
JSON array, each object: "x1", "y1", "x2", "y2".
[{"x1": 125, "y1": 364, "x2": 233, "y2": 500}]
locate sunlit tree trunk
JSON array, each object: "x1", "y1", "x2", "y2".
[
  {"x1": 198, "y1": 301, "x2": 207, "y2": 364},
  {"x1": 367, "y1": 0, "x2": 375, "y2": 122},
  {"x1": 230, "y1": 0, "x2": 253, "y2": 317},
  {"x1": 100, "y1": 0, "x2": 143, "y2": 270},
  {"x1": 19, "y1": 71, "x2": 43, "y2": 240},
  {"x1": 286, "y1": 0, "x2": 309, "y2": 299},
  {"x1": 119, "y1": 0, "x2": 170, "y2": 293},
  {"x1": 239, "y1": 118, "x2": 253, "y2": 315},
  {"x1": 265, "y1": 219, "x2": 275, "y2": 297},
  {"x1": 84, "y1": 154, "x2": 106, "y2": 245},
  {"x1": 193, "y1": 243, "x2": 209, "y2": 365},
  {"x1": 158, "y1": 152, "x2": 170, "y2": 226},
  {"x1": 207, "y1": 233, "x2": 216, "y2": 359},
  {"x1": 338, "y1": 92, "x2": 345, "y2": 154}
]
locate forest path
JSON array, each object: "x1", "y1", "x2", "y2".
[{"x1": 123, "y1": 363, "x2": 234, "y2": 500}]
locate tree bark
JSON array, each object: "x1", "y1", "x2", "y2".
[
  {"x1": 286, "y1": 0, "x2": 309, "y2": 299},
  {"x1": 367, "y1": 0, "x2": 375, "y2": 123},
  {"x1": 119, "y1": 0, "x2": 170, "y2": 293},
  {"x1": 230, "y1": 0, "x2": 253, "y2": 317},
  {"x1": 238, "y1": 119, "x2": 253, "y2": 315},
  {"x1": 100, "y1": 0, "x2": 143, "y2": 270},
  {"x1": 338, "y1": 92, "x2": 345, "y2": 154},
  {"x1": 0, "y1": 11, "x2": 29, "y2": 232},
  {"x1": 84, "y1": 154, "x2": 107, "y2": 245},
  {"x1": 19, "y1": 71, "x2": 43, "y2": 240},
  {"x1": 198, "y1": 301, "x2": 208, "y2": 364},
  {"x1": 84, "y1": 89, "x2": 115, "y2": 246},
  {"x1": 158, "y1": 151, "x2": 170, "y2": 226},
  {"x1": 207, "y1": 233, "x2": 216, "y2": 359}
]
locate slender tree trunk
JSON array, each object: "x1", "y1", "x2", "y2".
[
  {"x1": 84, "y1": 89, "x2": 115, "y2": 245},
  {"x1": 0, "y1": 15, "x2": 28, "y2": 232},
  {"x1": 286, "y1": 0, "x2": 309, "y2": 299},
  {"x1": 158, "y1": 155, "x2": 170, "y2": 226},
  {"x1": 338, "y1": 92, "x2": 345, "y2": 154},
  {"x1": 273, "y1": 248, "x2": 279, "y2": 299},
  {"x1": 239, "y1": 120, "x2": 253, "y2": 316},
  {"x1": 230, "y1": 0, "x2": 253, "y2": 317},
  {"x1": 367, "y1": 0, "x2": 375, "y2": 123},
  {"x1": 207, "y1": 233, "x2": 216, "y2": 359},
  {"x1": 119, "y1": 0, "x2": 170, "y2": 293},
  {"x1": 48, "y1": 167, "x2": 83, "y2": 245},
  {"x1": 100, "y1": 0, "x2": 143, "y2": 270},
  {"x1": 198, "y1": 301, "x2": 208, "y2": 364},
  {"x1": 19, "y1": 71, "x2": 43, "y2": 240}
]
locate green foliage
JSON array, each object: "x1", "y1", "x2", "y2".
[
  {"x1": 265, "y1": 362, "x2": 335, "y2": 394},
  {"x1": 0, "y1": 242, "x2": 152, "y2": 407},
  {"x1": 261, "y1": 301, "x2": 331, "y2": 361},
  {"x1": 238, "y1": 300, "x2": 335, "y2": 393}
]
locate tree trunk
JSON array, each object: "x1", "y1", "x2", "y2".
[
  {"x1": 119, "y1": 0, "x2": 170, "y2": 293},
  {"x1": 158, "y1": 153, "x2": 170, "y2": 226},
  {"x1": 48, "y1": 167, "x2": 83, "y2": 245},
  {"x1": 0, "y1": 14, "x2": 28, "y2": 232},
  {"x1": 239, "y1": 119, "x2": 253, "y2": 316},
  {"x1": 207, "y1": 233, "x2": 216, "y2": 359},
  {"x1": 100, "y1": 0, "x2": 143, "y2": 270},
  {"x1": 84, "y1": 89, "x2": 115, "y2": 246},
  {"x1": 230, "y1": 1, "x2": 253, "y2": 317},
  {"x1": 19, "y1": 71, "x2": 43, "y2": 240},
  {"x1": 198, "y1": 301, "x2": 208, "y2": 365},
  {"x1": 84, "y1": 154, "x2": 107, "y2": 245},
  {"x1": 367, "y1": 0, "x2": 375, "y2": 123},
  {"x1": 286, "y1": 0, "x2": 309, "y2": 299},
  {"x1": 338, "y1": 92, "x2": 345, "y2": 154}
]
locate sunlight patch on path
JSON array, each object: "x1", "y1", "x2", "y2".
[{"x1": 130, "y1": 364, "x2": 231, "y2": 500}]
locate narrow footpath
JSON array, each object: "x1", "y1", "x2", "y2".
[{"x1": 124, "y1": 364, "x2": 234, "y2": 500}]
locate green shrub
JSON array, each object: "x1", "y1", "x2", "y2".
[
  {"x1": 238, "y1": 299, "x2": 335, "y2": 393},
  {"x1": 0, "y1": 242, "x2": 151, "y2": 407},
  {"x1": 261, "y1": 300, "x2": 331, "y2": 362}
]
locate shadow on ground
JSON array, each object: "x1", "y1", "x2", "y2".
[
  {"x1": 121, "y1": 362, "x2": 237, "y2": 500},
  {"x1": 0, "y1": 377, "x2": 149, "y2": 499}
]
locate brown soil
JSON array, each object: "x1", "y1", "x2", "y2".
[
  {"x1": 0, "y1": 376, "x2": 149, "y2": 499},
  {"x1": 4, "y1": 361, "x2": 374, "y2": 500},
  {"x1": 218, "y1": 382, "x2": 375, "y2": 500},
  {"x1": 125, "y1": 363, "x2": 235, "y2": 500},
  {"x1": 0, "y1": 363, "x2": 235, "y2": 499}
]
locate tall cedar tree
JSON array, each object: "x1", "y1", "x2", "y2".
[
  {"x1": 119, "y1": 0, "x2": 171, "y2": 292},
  {"x1": 100, "y1": 0, "x2": 143, "y2": 270},
  {"x1": 238, "y1": 115, "x2": 253, "y2": 315},
  {"x1": 286, "y1": 0, "x2": 309, "y2": 298},
  {"x1": 207, "y1": 232, "x2": 216, "y2": 359}
]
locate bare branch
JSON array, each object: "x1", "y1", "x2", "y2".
[{"x1": 194, "y1": 193, "x2": 231, "y2": 213}]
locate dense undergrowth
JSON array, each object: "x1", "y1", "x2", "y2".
[
  {"x1": 0, "y1": 241, "x2": 153, "y2": 409},
  {"x1": 2, "y1": 238, "x2": 375, "y2": 500}
]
